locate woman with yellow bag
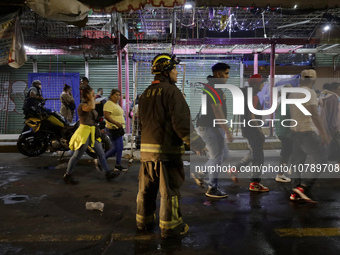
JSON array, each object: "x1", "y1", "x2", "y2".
[{"x1": 62, "y1": 85, "x2": 118, "y2": 184}]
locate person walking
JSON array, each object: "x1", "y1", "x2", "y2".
[
  {"x1": 60, "y1": 84, "x2": 75, "y2": 122},
  {"x1": 104, "y1": 89, "x2": 128, "y2": 172},
  {"x1": 318, "y1": 82, "x2": 340, "y2": 161},
  {"x1": 237, "y1": 74, "x2": 269, "y2": 192},
  {"x1": 195, "y1": 63, "x2": 234, "y2": 198},
  {"x1": 289, "y1": 69, "x2": 330, "y2": 203},
  {"x1": 136, "y1": 53, "x2": 206, "y2": 238},
  {"x1": 274, "y1": 84, "x2": 292, "y2": 182},
  {"x1": 62, "y1": 85, "x2": 118, "y2": 184}
]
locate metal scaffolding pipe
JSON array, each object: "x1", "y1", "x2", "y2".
[
  {"x1": 254, "y1": 51, "x2": 258, "y2": 74},
  {"x1": 172, "y1": 11, "x2": 176, "y2": 54},
  {"x1": 117, "y1": 31, "x2": 123, "y2": 106},
  {"x1": 125, "y1": 51, "x2": 130, "y2": 134},
  {"x1": 269, "y1": 44, "x2": 276, "y2": 137}
]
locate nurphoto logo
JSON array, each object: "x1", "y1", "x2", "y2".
[{"x1": 200, "y1": 84, "x2": 312, "y2": 128}]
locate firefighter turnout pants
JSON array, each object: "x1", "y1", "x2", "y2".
[{"x1": 136, "y1": 157, "x2": 185, "y2": 231}]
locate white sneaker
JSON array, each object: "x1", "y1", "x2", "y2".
[{"x1": 275, "y1": 174, "x2": 291, "y2": 183}]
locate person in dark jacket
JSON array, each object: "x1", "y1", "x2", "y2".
[
  {"x1": 136, "y1": 53, "x2": 206, "y2": 239},
  {"x1": 195, "y1": 63, "x2": 234, "y2": 198}
]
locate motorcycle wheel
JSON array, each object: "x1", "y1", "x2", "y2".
[
  {"x1": 86, "y1": 133, "x2": 112, "y2": 158},
  {"x1": 17, "y1": 133, "x2": 48, "y2": 157}
]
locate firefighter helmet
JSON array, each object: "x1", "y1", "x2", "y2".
[{"x1": 151, "y1": 53, "x2": 180, "y2": 74}]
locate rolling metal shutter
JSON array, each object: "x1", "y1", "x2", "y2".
[{"x1": 133, "y1": 55, "x2": 241, "y2": 125}]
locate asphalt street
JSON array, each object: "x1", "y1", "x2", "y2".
[{"x1": 0, "y1": 151, "x2": 340, "y2": 255}]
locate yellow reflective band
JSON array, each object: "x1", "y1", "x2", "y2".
[
  {"x1": 172, "y1": 197, "x2": 176, "y2": 222},
  {"x1": 141, "y1": 144, "x2": 185, "y2": 154},
  {"x1": 159, "y1": 217, "x2": 183, "y2": 229},
  {"x1": 153, "y1": 55, "x2": 171, "y2": 65},
  {"x1": 136, "y1": 214, "x2": 155, "y2": 224},
  {"x1": 191, "y1": 133, "x2": 200, "y2": 143}
]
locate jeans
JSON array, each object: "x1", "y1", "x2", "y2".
[
  {"x1": 66, "y1": 135, "x2": 109, "y2": 174},
  {"x1": 290, "y1": 131, "x2": 328, "y2": 188},
  {"x1": 278, "y1": 136, "x2": 293, "y2": 167},
  {"x1": 198, "y1": 127, "x2": 229, "y2": 188},
  {"x1": 105, "y1": 128, "x2": 123, "y2": 165}
]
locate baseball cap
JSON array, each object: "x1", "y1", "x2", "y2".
[
  {"x1": 300, "y1": 69, "x2": 316, "y2": 80},
  {"x1": 248, "y1": 74, "x2": 265, "y2": 87}
]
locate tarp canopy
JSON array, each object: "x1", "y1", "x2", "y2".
[
  {"x1": 195, "y1": 0, "x2": 339, "y2": 9},
  {"x1": 81, "y1": 0, "x2": 186, "y2": 12}
]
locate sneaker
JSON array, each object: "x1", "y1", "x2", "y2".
[
  {"x1": 114, "y1": 165, "x2": 128, "y2": 172},
  {"x1": 227, "y1": 166, "x2": 238, "y2": 183},
  {"x1": 292, "y1": 186, "x2": 317, "y2": 203},
  {"x1": 93, "y1": 159, "x2": 102, "y2": 172},
  {"x1": 191, "y1": 173, "x2": 206, "y2": 188},
  {"x1": 290, "y1": 192, "x2": 301, "y2": 201},
  {"x1": 63, "y1": 174, "x2": 79, "y2": 184},
  {"x1": 161, "y1": 223, "x2": 189, "y2": 239},
  {"x1": 105, "y1": 170, "x2": 119, "y2": 181},
  {"x1": 249, "y1": 182, "x2": 269, "y2": 192},
  {"x1": 205, "y1": 187, "x2": 228, "y2": 198},
  {"x1": 275, "y1": 174, "x2": 291, "y2": 183}
]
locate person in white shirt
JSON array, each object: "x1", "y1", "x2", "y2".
[{"x1": 288, "y1": 69, "x2": 330, "y2": 203}]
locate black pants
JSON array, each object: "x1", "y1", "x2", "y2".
[
  {"x1": 244, "y1": 132, "x2": 264, "y2": 183},
  {"x1": 278, "y1": 136, "x2": 293, "y2": 167}
]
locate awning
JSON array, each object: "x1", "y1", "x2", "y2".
[{"x1": 80, "y1": 0, "x2": 186, "y2": 12}]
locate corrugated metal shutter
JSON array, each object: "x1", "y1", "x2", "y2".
[
  {"x1": 316, "y1": 53, "x2": 338, "y2": 67},
  {"x1": 133, "y1": 55, "x2": 241, "y2": 124},
  {"x1": 88, "y1": 58, "x2": 134, "y2": 103},
  {"x1": 0, "y1": 59, "x2": 34, "y2": 133}
]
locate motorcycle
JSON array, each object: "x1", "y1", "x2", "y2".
[{"x1": 17, "y1": 99, "x2": 111, "y2": 158}]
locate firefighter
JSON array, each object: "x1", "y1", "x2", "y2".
[{"x1": 136, "y1": 53, "x2": 206, "y2": 238}]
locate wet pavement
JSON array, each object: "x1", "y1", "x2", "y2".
[{"x1": 0, "y1": 152, "x2": 340, "y2": 255}]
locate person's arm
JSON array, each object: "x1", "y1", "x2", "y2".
[
  {"x1": 306, "y1": 104, "x2": 330, "y2": 145},
  {"x1": 29, "y1": 91, "x2": 43, "y2": 100},
  {"x1": 82, "y1": 93, "x2": 95, "y2": 112},
  {"x1": 211, "y1": 103, "x2": 234, "y2": 142},
  {"x1": 63, "y1": 93, "x2": 74, "y2": 104},
  {"x1": 104, "y1": 111, "x2": 122, "y2": 128}
]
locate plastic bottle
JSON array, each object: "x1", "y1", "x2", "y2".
[{"x1": 85, "y1": 202, "x2": 104, "y2": 212}]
